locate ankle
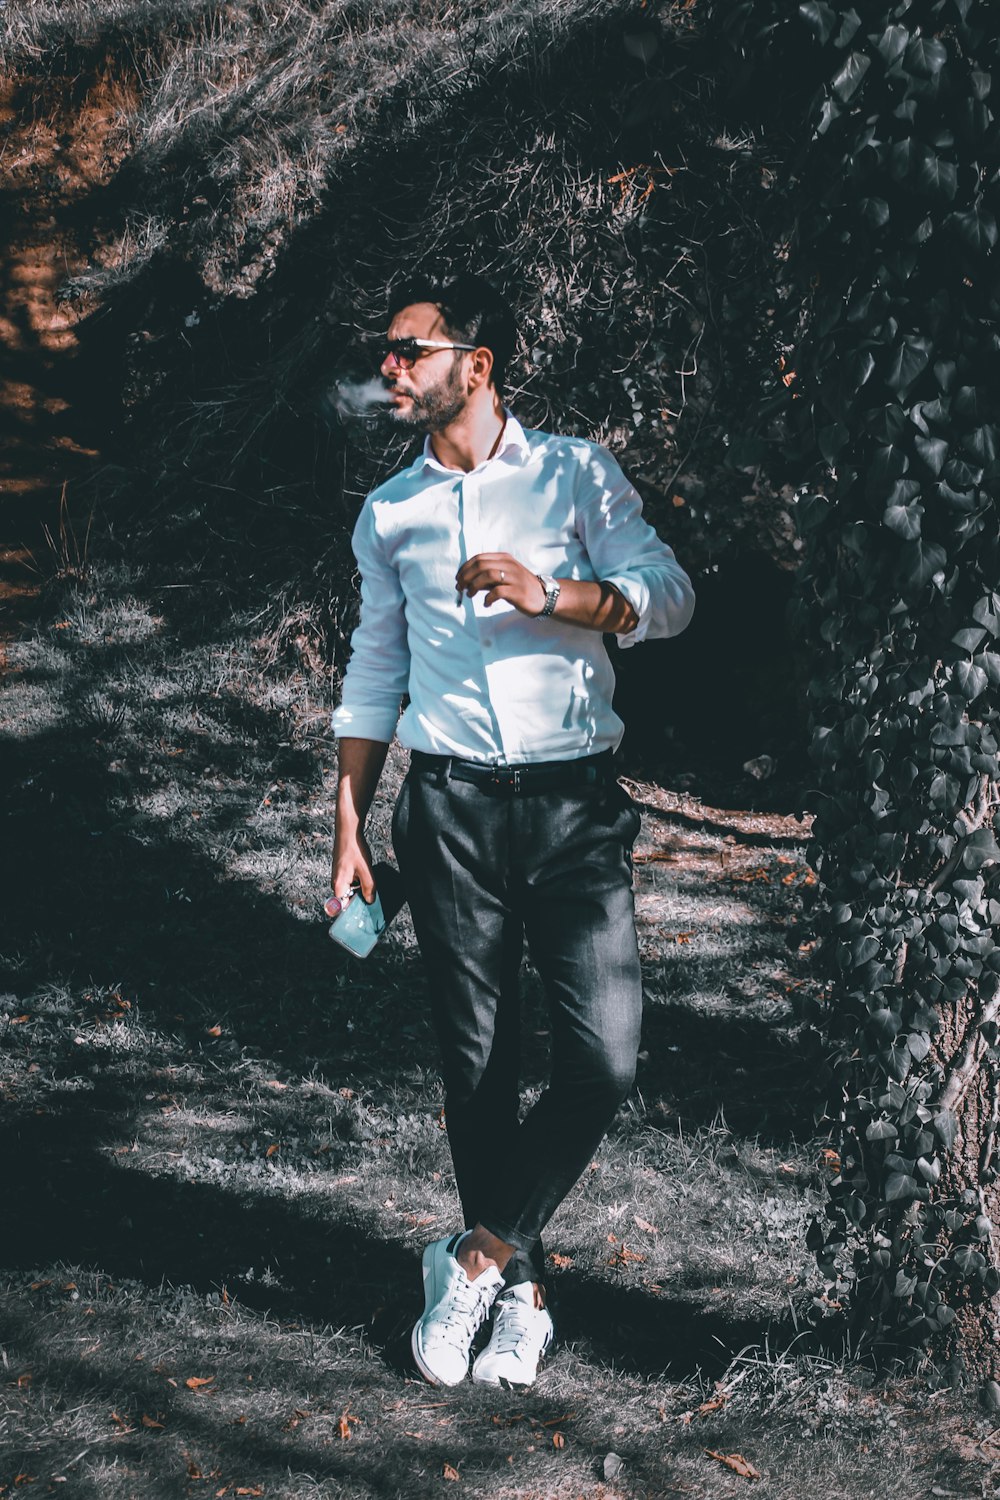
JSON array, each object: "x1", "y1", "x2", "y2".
[
  {"x1": 457, "y1": 1243, "x2": 500, "y2": 1281},
  {"x1": 454, "y1": 1224, "x2": 514, "y2": 1279}
]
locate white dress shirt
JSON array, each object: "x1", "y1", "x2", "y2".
[{"x1": 331, "y1": 415, "x2": 695, "y2": 764}]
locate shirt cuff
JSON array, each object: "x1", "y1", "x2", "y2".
[
  {"x1": 603, "y1": 574, "x2": 650, "y2": 648},
  {"x1": 330, "y1": 702, "x2": 399, "y2": 742}
]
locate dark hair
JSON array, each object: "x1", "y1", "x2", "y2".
[{"x1": 387, "y1": 272, "x2": 517, "y2": 394}]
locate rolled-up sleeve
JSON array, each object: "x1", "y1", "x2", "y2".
[
  {"x1": 575, "y1": 443, "x2": 695, "y2": 648},
  {"x1": 330, "y1": 498, "x2": 410, "y2": 742}
]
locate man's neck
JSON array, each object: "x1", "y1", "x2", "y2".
[{"x1": 429, "y1": 393, "x2": 506, "y2": 473}]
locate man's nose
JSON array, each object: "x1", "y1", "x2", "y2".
[{"x1": 381, "y1": 350, "x2": 403, "y2": 377}]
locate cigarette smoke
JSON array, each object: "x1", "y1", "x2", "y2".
[{"x1": 327, "y1": 377, "x2": 393, "y2": 422}]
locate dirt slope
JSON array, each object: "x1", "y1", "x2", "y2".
[{"x1": 0, "y1": 71, "x2": 131, "y2": 650}]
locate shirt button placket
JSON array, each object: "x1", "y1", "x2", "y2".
[{"x1": 463, "y1": 472, "x2": 505, "y2": 764}]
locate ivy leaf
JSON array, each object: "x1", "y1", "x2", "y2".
[
  {"x1": 904, "y1": 35, "x2": 948, "y2": 77},
  {"x1": 831, "y1": 50, "x2": 871, "y2": 102},
  {"x1": 906, "y1": 1031, "x2": 931, "y2": 1062},
  {"x1": 972, "y1": 595, "x2": 1000, "y2": 633},
  {"x1": 852, "y1": 935, "x2": 880, "y2": 965},
  {"x1": 953, "y1": 386, "x2": 982, "y2": 419},
  {"x1": 899, "y1": 539, "x2": 947, "y2": 589},
  {"x1": 819, "y1": 422, "x2": 849, "y2": 462},
  {"x1": 914, "y1": 435, "x2": 948, "y2": 475},
  {"x1": 953, "y1": 660, "x2": 988, "y2": 701},
  {"x1": 951, "y1": 626, "x2": 986, "y2": 651},
  {"x1": 883, "y1": 502, "x2": 922, "y2": 539},
  {"x1": 799, "y1": 0, "x2": 837, "y2": 43},
  {"x1": 974, "y1": 652, "x2": 1000, "y2": 685},
  {"x1": 885, "y1": 336, "x2": 931, "y2": 396},
  {"x1": 885, "y1": 1171, "x2": 920, "y2": 1202},
  {"x1": 953, "y1": 1245, "x2": 987, "y2": 1275},
  {"x1": 875, "y1": 23, "x2": 908, "y2": 66},
  {"x1": 949, "y1": 208, "x2": 999, "y2": 253},
  {"x1": 806, "y1": 1217, "x2": 826, "y2": 1251},
  {"x1": 870, "y1": 443, "x2": 909, "y2": 485},
  {"x1": 833, "y1": 8, "x2": 861, "y2": 48},
  {"x1": 961, "y1": 829, "x2": 1000, "y2": 871},
  {"x1": 859, "y1": 196, "x2": 890, "y2": 227},
  {"x1": 915, "y1": 152, "x2": 958, "y2": 201}
]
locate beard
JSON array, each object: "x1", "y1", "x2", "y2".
[{"x1": 386, "y1": 357, "x2": 467, "y2": 433}]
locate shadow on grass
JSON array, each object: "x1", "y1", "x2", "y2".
[
  {"x1": 1, "y1": 700, "x2": 815, "y2": 1381},
  {"x1": 2, "y1": 1082, "x2": 793, "y2": 1383}
]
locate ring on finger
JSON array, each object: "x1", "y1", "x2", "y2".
[{"x1": 499, "y1": 570, "x2": 505, "y2": 582}]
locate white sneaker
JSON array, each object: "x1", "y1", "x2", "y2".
[
  {"x1": 411, "y1": 1234, "x2": 504, "y2": 1387},
  {"x1": 471, "y1": 1282, "x2": 554, "y2": 1388}
]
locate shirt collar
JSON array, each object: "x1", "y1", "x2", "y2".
[{"x1": 418, "y1": 411, "x2": 529, "y2": 475}]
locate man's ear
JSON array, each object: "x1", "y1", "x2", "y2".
[{"x1": 468, "y1": 345, "x2": 494, "y2": 391}]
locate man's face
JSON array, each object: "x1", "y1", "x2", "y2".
[{"x1": 380, "y1": 302, "x2": 470, "y2": 433}]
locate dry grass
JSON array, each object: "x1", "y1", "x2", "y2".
[
  {"x1": 4, "y1": 0, "x2": 805, "y2": 622},
  {"x1": 1, "y1": 561, "x2": 995, "y2": 1496}
]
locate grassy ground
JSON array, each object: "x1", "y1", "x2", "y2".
[{"x1": 1, "y1": 563, "x2": 996, "y2": 1498}]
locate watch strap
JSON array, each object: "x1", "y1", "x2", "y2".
[{"x1": 536, "y1": 574, "x2": 560, "y2": 618}]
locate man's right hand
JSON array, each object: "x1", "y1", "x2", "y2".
[{"x1": 330, "y1": 831, "x2": 376, "y2": 907}]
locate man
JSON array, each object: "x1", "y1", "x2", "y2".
[{"x1": 330, "y1": 273, "x2": 694, "y2": 1389}]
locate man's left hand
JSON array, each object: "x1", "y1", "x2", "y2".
[{"x1": 457, "y1": 553, "x2": 547, "y2": 615}]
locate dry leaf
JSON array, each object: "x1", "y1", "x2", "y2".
[
  {"x1": 10, "y1": 1014, "x2": 31, "y2": 1025},
  {"x1": 234, "y1": 1489, "x2": 264, "y2": 1497},
  {"x1": 17, "y1": 1373, "x2": 32, "y2": 1387},
  {"x1": 547, "y1": 1252, "x2": 573, "y2": 1270},
  {"x1": 186, "y1": 1457, "x2": 204, "y2": 1479},
  {"x1": 696, "y1": 1395, "x2": 727, "y2": 1417},
  {"x1": 338, "y1": 1412, "x2": 359, "y2": 1440},
  {"x1": 266, "y1": 1144, "x2": 279, "y2": 1158},
  {"x1": 264, "y1": 1080, "x2": 287, "y2": 1089},
  {"x1": 705, "y1": 1450, "x2": 760, "y2": 1480},
  {"x1": 442, "y1": 1463, "x2": 460, "y2": 1481},
  {"x1": 206, "y1": 1024, "x2": 222, "y2": 1037},
  {"x1": 671, "y1": 494, "x2": 686, "y2": 507},
  {"x1": 110, "y1": 1411, "x2": 133, "y2": 1431},
  {"x1": 29, "y1": 1280, "x2": 51, "y2": 1291},
  {"x1": 141, "y1": 1414, "x2": 165, "y2": 1430},
  {"x1": 633, "y1": 1216, "x2": 658, "y2": 1234},
  {"x1": 552, "y1": 1431, "x2": 566, "y2": 1449},
  {"x1": 186, "y1": 1376, "x2": 215, "y2": 1390}
]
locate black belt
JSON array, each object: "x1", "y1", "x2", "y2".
[{"x1": 409, "y1": 749, "x2": 615, "y2": 794}]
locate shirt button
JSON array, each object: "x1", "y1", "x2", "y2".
[{"x1": 482, "y1": 636, "x2": 493, "y2": 648}]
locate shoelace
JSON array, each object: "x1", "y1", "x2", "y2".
[
  {"x1": 489, "y1": 1299, "x2": 541, "y2": 1354},
  {"x1": 431, "y1": 1277, "x2": 495, "y2": 1344}
]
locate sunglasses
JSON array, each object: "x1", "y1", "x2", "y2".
[{"x1": 378, "y1": 337, "x2": 478, "y2": 369}]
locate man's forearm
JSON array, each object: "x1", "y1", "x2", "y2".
[
  {"x1": 335, "y1": 736, "x2": 391, "y2": 831},
  {"x1": 330, "y1": 736, "x2": 391, "y2": 900},
  {"x1": 550, "y1": 579, "x2": 639, "y2": 635}
]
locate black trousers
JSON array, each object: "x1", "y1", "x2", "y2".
[{"x1": 392, "y1": 757, "x2": 643, "y2": 1287}]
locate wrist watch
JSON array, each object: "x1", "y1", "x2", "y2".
[{"x1": 536, "y1": 574, "x2": 561, "y2": 618}]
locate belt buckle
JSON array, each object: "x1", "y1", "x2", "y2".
[{"x1": 491, "y1": 763, "x2": 520, "y2": 792}]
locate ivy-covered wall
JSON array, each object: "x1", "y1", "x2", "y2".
[{"x1": 717, "y1": 0, "x2": 1000, "y2": 1364}]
